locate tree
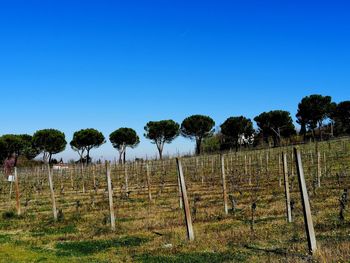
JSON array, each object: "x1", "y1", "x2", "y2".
[
  {"x1": 70, "y1": 135, "x2": 86, "y2": 164},
  {"x1": 18, "y1": 134, "x2": 39, "y2": 160},
  {"x1": 70, "y1": 128, "x2": 105, "y2": 164},
  {"x1": 201, "y1": 133, "x2": 221, "y2": 154},
  {"x1": 181, "y1": 115, "x2": 215, "y2": 155},
  {"x1": 220, "y1": 116, "x2": 255, "y2": 151},
  {"x1": 0, "y1": 138, "x2": 7, "y2": 163},
  {"x1": 254, "y1": 110, "x2": 295, "y2": 147},
  {"x1": 332, "y1": 101, "x2": 350, "y2": 135},
  {"x1": 32, "y1": 129, "x2": 67, "y2": 163},
  {"x1": 296, "y1": 94, "x2": 333, "y2": 140},
  {"x1": 0, "y1": 134, "x2": 38, "y2": 161},
  {"x1": 109, "y1": 128, "x2": 140, "y2": 164},
  {"x1": 144, "y1": 120, "x2": 179, "y2": 159},
  {"x1": 1, "y1": 134, "x2": 26, "y2": 157}
]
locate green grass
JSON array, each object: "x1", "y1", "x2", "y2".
[
  {"x1": 135, "y1": 251, "x2": 250, "y2": 263},
  {"x1": 0, "y1": 234, "x2": 12, "y2": 244},
  {"x1": 56, "y1": 236, "x2": 149, "y2": 256},
  {"x1": 30, "y1": 223, "x2": 76, "y2": 237}
]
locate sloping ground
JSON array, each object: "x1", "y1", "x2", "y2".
[{"x1": 0, "y1": 138, "x2": 349, "y2": 262}]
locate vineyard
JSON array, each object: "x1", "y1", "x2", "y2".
[{"x1": 0, "y1": 138, "x2": 350, "y2": 262}]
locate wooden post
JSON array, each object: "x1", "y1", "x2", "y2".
[
  {"x1": 81, "y1": 163, "x2": 85, "y2": 193},
  {"x1": 201, "y1": 159, "x2": 204, "y2": 185},
  {"x1": 177, "y1": 174, "x2": 183, "y2": 209},
  {"x1": 317, "y1": 151, "x2": 321, "y2": 188},
  {"x1": 59, "y1": 168, "x2": 64, "y2": 194},
  {"x1": 93, "y1": 165, "x2": 96, "y2": 191},
  {"x1": 282, "y1": 153, "x2": 292, "y2": 223},
  {"x1": 294, "y1": 148, "x2": 317, "y2": 254},
  {"x1": 248, "y1": 156, "x2": 252, "y2": 185},
  {"x1": 195, "y1": 157, "x2": 199, "y2": 181},
  {"x1": 323, "y1": 152, "x2": 327, "y2": 176},
  {"x1": 146, "y1": 163, "x2": 152, "y2": 202},
  {"x1": 70, "y1": 167, "x2": 74, "y2": 190},
  {"x1": 124, "y1": 164, "x2": 129, "y2": 195},
  {"x1": 14, "y1": 167, "x2": 21, "y2": 216},
  {"x1": 35, "y1": 166, "x2": 39, "y2": 195},
  {"x1": 278, "y1": 154, "x2": 282, "y2": 187},
  {"x1": 47, "y1": 164, "x2": 57, "y2": 221},
  {"x1": 106, "y1": 161, "x2": 116, "y2": 231},
  {"x1": 259, "y1": 154, "x2": 263, "y2": 170},
  {"x1": 221, "y1": 155, "x2": 228, "y2": 215},
  {"x1": 291, "y1": 152, "x2": 294, "y2": 177},
  {"x1": 211, "y1": 158, "x2": 214, "y2": 174},
  {"x1": 176, "y1": 158, "x2": 194, "y2": 241},
  {"x1": 135, "y1": 161, "x2": 139, "y2": 186}
]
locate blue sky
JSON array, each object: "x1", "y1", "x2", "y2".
[{"x1": 0, "y1": 1, "x2": 349, "y2": 161}]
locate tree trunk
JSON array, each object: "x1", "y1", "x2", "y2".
[
  {"x1": 119, "y1": 144, "x2": 126, "y2": 164},
  {"x1": 157, "y1": 146, "x2": 163, "y2": 160},
  {"x1": 87, "y1": 150, "x2": 90, "y2": 165},
  {"x1": 119, "y1": 151, "x2": 123, "y2": 164},
  {"x1": 272, "y1": 136, "x2": 278, "y2": 148},
  {"x1": 330, "y1": 121, "x2": 334, "y2": 137},
  {"x1": 300, "y1": 123, "x2": 307, "y2": 140},
  {"x1": 196, "y1": 138, "x2": 201, "y2": 155},
  {"x1": 319, "y1": 122, "x2": 323, "y2": 141}
]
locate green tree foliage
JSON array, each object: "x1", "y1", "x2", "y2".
[
  {"x1": 19, "y1": 134, "x2": 40, "y2": 160},
  {"x1": 1, "y1": 134, "x2": 26, "y2": 156},
  {"x1": 109, "y1": 128, "x2": 140, "y2": 164},
  {"x1": 332, "y1": 101, "x2": 350, "y2": 135},
  {"x1": 201, "y1": 134, "x2": 221, "y2": 154},
  {"x1": 220, "y1": 116, "x2": 254, "y2": 151},
  {"x1": 70, "y1": 128, "x2": 105, "y2": 164},
  {"x1": 33, "y1": 129, "x2": 67, "y2": 163},
  {"x1": 0, "y1": 138, "x2": 7, "y2": 163},
  {"x1": 144, "y1": 120, "x2": 179, "y2": 159},
  {"x1": 70, "y1": 135, "x2": 86, "y2": 163},
  {"x1": 0, "y1": 134, "x2": 38, "y2": 161},
  {"x1": 181, "y1": 115, "x2": 215, "y2": 155},
  {"x1": 254, "y1": 110, "x2": 295, "y2": 147},
  {"x1": 296, "y1": 94, "x2": 333, "y2": 140}
]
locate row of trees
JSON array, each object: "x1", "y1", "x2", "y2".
[
  {"x1": 204, "y1": 94, "x2": 349, "y2": 152},
  {"x1": 0, "y1": 115, "x2": 215, "y2": 164},
  {"x1": 1, "y1": 94, "x2": 349, "y2": 163}
]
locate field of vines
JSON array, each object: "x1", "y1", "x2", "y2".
[{"x1": 0, "y1": 138, "x2": 350, "y2": 262}]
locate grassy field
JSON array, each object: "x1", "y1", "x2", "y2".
[{"x1": 0, "y1": 138, "x2": 349, "y2": 262}]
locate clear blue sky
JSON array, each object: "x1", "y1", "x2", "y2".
[{"x1": 0, "y1": 1, "x2": 349, "y2": 161}]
